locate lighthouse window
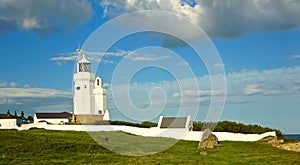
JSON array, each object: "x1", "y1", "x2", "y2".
[
  {"x1": 84, "y1": 85, "x2": 87, "y2": 89},
  {"x1": 79, "y1": 63, "x2": 90, "y2": 72},
  {"x1": 76, "y1": 87, "x2": 80, "y2": 90}
]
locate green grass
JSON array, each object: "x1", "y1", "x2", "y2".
[{"x1": 0, "y1": 130, "x2": 299, "y2": 164}]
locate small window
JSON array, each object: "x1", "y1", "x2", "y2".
[
  {"x1": 76, "y1": 87, "x2": 80, "y2": 90},
  {"x1": 84, "y1": 85, "x2": 87, "y2": 89}
]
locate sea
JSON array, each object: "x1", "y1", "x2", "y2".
[{"x1": 284, "y1": 134, "x2": 300, "y2": 141}]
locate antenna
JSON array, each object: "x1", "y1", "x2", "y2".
[
  {"x1": 76, "y1": 44, "x2": 81, "y2": 54},
  {"x1": 76, "y1": 44, "x2": 82, "y2": 61}
]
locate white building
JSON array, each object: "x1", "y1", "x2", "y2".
[
  {"x1": 0, "y1": 118, "x2": 17, "y2": 127},
  {"x1": 73, "y1": 49, "x2": 109, "y2": 122},
  {"x1": 34, "y1": 112, "x2": 73, "y2": 124}
]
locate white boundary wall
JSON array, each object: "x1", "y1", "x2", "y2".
[
  {"x1": 0, "y1": 123, "x2": 277, "y2": 142},
  {"x1": 0, "y1": 119, "x2": 17, "y2": 128}
]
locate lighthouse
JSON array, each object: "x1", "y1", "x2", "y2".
[{"x1": 73, "y1": 49, "x2": 109, "y2": 123}]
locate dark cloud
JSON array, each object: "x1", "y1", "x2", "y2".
[
  {"x1": 101, "y1": 0, "x2": 300, "y2": 39},
  {"x1": 0, "y1": 0, "x2": 93, "y2": 34},
  {"x1": 197, "y1": 0, "x2": 300, "y2": 38}
]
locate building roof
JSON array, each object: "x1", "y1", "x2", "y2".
[
  {"x1": 78, "y1": 54, "x2": 90, "y2": 63},
  {"x1": 0, "y1": 114, "x2": 13, "y2": 119},
  {"x1": 35, "y1": 112, "x2": 72, "y2": 119},
  {"x1": 160, "y1": 117, "x2": 187, "y2": 128}
]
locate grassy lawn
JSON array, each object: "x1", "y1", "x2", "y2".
[{"x1": 0, "y1": 129, "x2": 299, "y2": 164}]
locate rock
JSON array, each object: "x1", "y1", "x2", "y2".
[
  {"x1": 259, "y1": 136, "x2": 280, "y2": 147},
  {"x1": 198, "y1": 129, "x2": 219, "y2": 149},
  {"x1": 199, "y1": 151, "x2": 208, "y2": 156},
  {"x1": 102, "y1": 136, "x2": 109, "y2": 141},
  {"x1": 280, "y1": 142, "x2": 300, "y2": 152},
  {"x1": 268, "y1": 139, "x2": 280, "y2": 147},
  {"x1": 259, "y1": 136, "x2": 277, "y2": 142},
  {"x1": 261, "y1": 136, "x2": 300, "y2": 152}
]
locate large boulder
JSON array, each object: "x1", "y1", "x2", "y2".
[
  {"x1": 198, "y1": 129, "x2": 219, "y2": 149},
  {"x1": 280, "y1": 142, "x2": 300, "y2": 152}
]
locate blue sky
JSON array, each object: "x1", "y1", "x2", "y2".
[{"x1": 0, "y1": 0, "x2": 300, "y2": 133}]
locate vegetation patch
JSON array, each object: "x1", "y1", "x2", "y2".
[
  {"x1": 193, "y1": 121, "x2": 283, "y2": 138},
  {"x1": 0, "y1": 130, "x2": 299, "y2": 164}
]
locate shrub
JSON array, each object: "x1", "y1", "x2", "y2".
[
  {"x1": 106, "y1": 120, "x2": 157, "y2": 128},
  {"x1": 140, "y1": 121, "x2": 157, "y2": 128},
  {"x1": 192, "y1": 120, "x2": 283, "y2": 138}
]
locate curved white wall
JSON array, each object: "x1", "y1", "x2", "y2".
[{"x1": 5, "y1": 124, "x2": 277, "y2": 142}]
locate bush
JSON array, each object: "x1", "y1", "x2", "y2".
[
  {"x1": 193, "y1": 121, "x2": 283, "y2": 138},
  {"x1": 105, "y1": 120, "x2": 157, "y2": 128},
  {"x1": 29, "y1": 127, "x2": 45, "y2": 130},
  {"x1": 92, "y1": 120, "x2": 110, "y2": 125},
  {"x1": 108, "y1": 120, "x2": 140, "y2": 127},
  {"x1": 140, "y1": 121, "x2": 157, "y2": 128}
]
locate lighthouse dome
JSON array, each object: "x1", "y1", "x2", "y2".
[
  {"x1": 78, "y1": 54, "x2": 90, "y2": 63},
  {"x1": 77, "y1": 54, "x2": 91, "y2": 73}
]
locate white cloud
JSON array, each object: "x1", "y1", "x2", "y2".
[
  {"x1": 102, "y1": 60, "x2": 114, "y2": 65},
  {"x1": 0, "y1": 82, "x2": 21, "y2": 88},
  {"x1": 22, "y1": 18, "x2": 40, "y2": 30},
  {"x1": 226, "y1": 98, "x2": 255, "y2": 105},
  {"x1": 0, "y1": 0, "x2": 93, "y2": 34},
  {"x1": 125, "y1": 54, "x2": 171, "y2": 62},
  {"x1": 0, "y1": 82, "x2": 7, "y2": 88},
  {"x1": 51, "y1": 50, "x2": 171, "y2": 65},
  {"x1": 0, "y1": 99, "x2": 15, "y2": 104},
  {"x1": 229, "y1": 66, "x2": 300, "y2": 96},
  {"x1": 2, "y1": 66, "x2": 300, "y2": 116},
  {"x1": 103, "y1": 83, "x2": 111, "y2": 88},
  {"x1": 106, "y1": 65, "x2": 300, "y2": 112},
  {"x1": 0, "y1": 88, "x2": 71, "y2": 98},
  {"x1": 9, "y1": 82, "x2": 19, "y2": 88},
  {"x1": 101, "y1": 0, "x2": 300, "y2": 39},
  {"x1": 294, "y1": 80, "x2": 300, "y2": 85},
  {"x1": 50, "y1": 56, "x2": 77, "y2": 61},
  {"x1": 262, "y1": 90, "x2": 286, "y2": 96},
  {"x1": 244, "y1": 85, "x2": 262, "y2": 95},
  {"x1": 172, "y1": 90, "x2": 225, "y2": 98},
  {"x1": 175, "y1": 61, "x2": 189, "y2": 66},
  {"x1": 50, "y1": 50, "x2": 127, "y2": 66},
  {"x1": 23, "y1": 84, "x2": 30, "y2": 88},
  {"x1": 0, "y1": 87, "x2": 73, "y2": 114},
  {"x1": 172, "y1": 92, "x2": 181, "y2": 98},
  {"x1": 214, "y1": 63, "x2": 224, "y2": 68},
  {"x1": 290, "y1": 55, "x2": 300, "y2": 59}
]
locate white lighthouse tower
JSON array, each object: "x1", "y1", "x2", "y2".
[
  {"x1": 94, "y1": 76, "x2": 110, "y2": 120},
  {"x1": 73, "y1": 49, "x2": 109, "y2": 123}
]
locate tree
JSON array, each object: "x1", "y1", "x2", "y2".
[
  {"x1": 14, "y1": 111, "x2": 17, "y2": 118},
  {"x1": 21, "y1": 111, "x2": 24, "y2": 118},
  {"x1": 7, "y1": 109, "x2": 10, "y2": 115},
  {"x1": 27, "y1": 116, "x2": 33, "y2": 123}
]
